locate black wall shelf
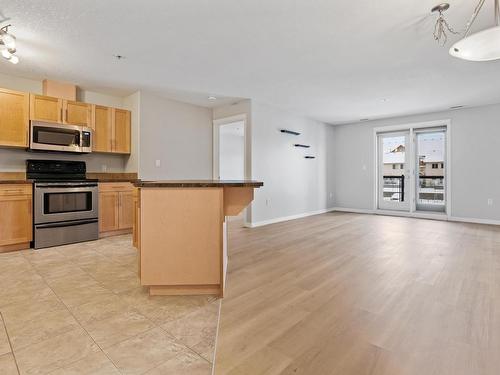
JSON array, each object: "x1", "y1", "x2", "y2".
[
  {"x1": 294, "y1": 144, "x2": 310, "y2": 148},
  {"x1": 280, "y1": 129, "x2": 300, "y2": 136},
  {"x1": 304, "y1": 156, "x2": 316, "y2": 159}
]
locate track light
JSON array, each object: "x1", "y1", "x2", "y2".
[{"x1": 0, "y1": 24, "x2": 19, "y2": 64}]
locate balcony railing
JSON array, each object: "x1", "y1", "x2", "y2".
[
  {"x1": 383, "y1": 175, "x2": 404, "y2": 202},
  {"x1": 418, "y1": 175, "x2": 444, "y2": 205}
]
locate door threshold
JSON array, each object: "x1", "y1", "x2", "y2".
[{"x1": 375, "y1": 209, "x2": 448, "y2": 221}]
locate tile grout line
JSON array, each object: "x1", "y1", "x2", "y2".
[{"x1": 0, "y1": 311, "x2": 22, "y2": 375}]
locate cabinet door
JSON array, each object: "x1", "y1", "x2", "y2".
[
  {"x1": 93, "y1": 105, "x2": 113, "y2": 152},
  {"x1": 113, "y1": 109, "x2": 131, "y2": 154},
  {"x1": 0, "y1": 194, "x2": 32, "y2": 246},
  {"x1": 30, "y1": 94, "x2": 62, "y2": 123},
  {"x1": 118, "y1": 191, "x2": 134, "y2": 230},
  {"x1": 0, "y1": 88, "x2": 29, "y2": 148},
  {"x1": 64, "y1": 100, "x2": 92, "y2": 126},
  {"x1": 98, "y1": 192, "x2": 119, "y2": 233}
]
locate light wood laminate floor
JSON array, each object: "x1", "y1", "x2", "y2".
[
  {"x1": 215, "y1": 212, "x2": 500, "y2": 375},
  {"x1": 0, "y1": 235, "x2": 218, "y2": 375}
]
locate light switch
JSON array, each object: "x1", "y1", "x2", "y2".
[{"x1": 155, "y1": 159, "x2": 161, "y2": 167}]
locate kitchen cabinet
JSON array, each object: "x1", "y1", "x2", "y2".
[
  {"x1": 92, "y1": 105, "x2": 113, "y2": 152},
  {"x1": 133, "y1": 188, "x2": 140, "y2": 249},
  {"x1": 29, "y1": 94, "x2": 62, "y2": 123},
  {"x1": 99, "y1": 182, "x2": 134, "y2": 237},
  {"x1": 113, "y1": 109, "x2": 131, "y2": 154},
  {"x1": 92, "y1": 106, "x2": 131, "y2": 154},
  {"x1": 30, "y1": 94, "x2": 92, "y2": 127},
  {"x1": 63, "y1": 100, "x2": 92, "y2": 126},
  {"x1": 0, "y1": 184, "x2": 32, "y2": 252},
  {"x1": 0, "y1": 88, "x2": 29, "y2": 148}
]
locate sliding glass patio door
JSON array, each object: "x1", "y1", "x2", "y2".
[
  {"x1": 377, "y1": 131, "x2": 410, "y2": 211},
  {"x1": 415, "y1": 129, "x2": 446, "y2": 212},
  {"x1": 376, "y1": 125, "x2": 448, "y2": 214}
]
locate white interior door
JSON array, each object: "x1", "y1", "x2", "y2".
[
  {"x1": 378, "y1": 131, "x2": 410, "y2": 211},
  {"x1": 213, "y1": 118, "x2": 245, "y2": 180}
]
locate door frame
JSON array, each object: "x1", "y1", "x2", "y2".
[
  {"x1": 212, "y1": 114, "x2": 248, "y2": 180},
  {"x1": 373, "y1": 119, "x2": 451, "y2": 218}
]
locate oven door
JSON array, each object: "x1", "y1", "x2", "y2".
[
  {"x1": 34, "y1": 182, "x2": 98, "y2": 224},
  {"x1": 30, "y1": 121, "x2": 84, "y2": 153}
]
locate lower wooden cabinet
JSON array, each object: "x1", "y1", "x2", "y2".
[
  {"x1": 0, "y1": 184, "x2": 32, "y2": 252},
  {"x1": 98, "y1": 182, "x2": 134, "y2": 237}
]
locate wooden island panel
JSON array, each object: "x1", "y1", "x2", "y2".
[{"x1": 140, "y1": 187, "x2": 224, "y2": 296}]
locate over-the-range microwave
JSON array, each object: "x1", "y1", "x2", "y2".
[{"x1": 30, "y1": 121, "x2": 93, "y2": 153}]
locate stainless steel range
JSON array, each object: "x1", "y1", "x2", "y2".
[{"x1": 27, "y1": 160, "x2": 98, "y2": 249}]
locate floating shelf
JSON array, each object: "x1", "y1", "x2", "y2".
[
  {"x1": 280, "y1": 129, "x2": 300, "y2": 136},
  {"x1": 304, "y1": 156, "x2": 316, "y2": 159},
  {"x1": 294, "y1": 144, "x2": 310, "y2": 148}
]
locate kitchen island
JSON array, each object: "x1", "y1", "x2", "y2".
[{"x1": 133, "y1": 180, "x2": 263, "y2": 297}]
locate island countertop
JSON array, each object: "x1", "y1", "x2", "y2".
[{"x1": 134, "y1": 180, "x2": 264, "y2": 188}]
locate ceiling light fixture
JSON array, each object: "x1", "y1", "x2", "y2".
[
  {"x1": 431, "y1": 1, "x2": 500, "y2": 61},
  {"x1": 208, "y1": 96, "x2": 217, "y2": 100},
  {"x1": 450, "y1": 0, "x2": 500, "y2": 61},
  {"x1": 432, "y1": 3, "x2": 459, "y2": 45},
  {"x1": 0, "y1": 24, "x2": 19, "y2": 64}
]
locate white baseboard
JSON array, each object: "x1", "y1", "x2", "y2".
[
  {"x1": 333, "y1": 207, "x2": 500, "y2": 226},
  {"x1": 246, "y1": 207, "x2": 336, "y2": 228},
  {"x1": 449, "y1": 216, "x2": 500, "y2": 226}
]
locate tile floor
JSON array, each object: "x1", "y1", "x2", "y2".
[{"x1": 0, "y1": 235, "x2": 219, "y2": 375}]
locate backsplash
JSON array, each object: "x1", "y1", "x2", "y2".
[{"x1": 0, "y1": 147, "x2": 127, "y2": 173}]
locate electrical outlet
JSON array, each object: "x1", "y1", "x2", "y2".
[
  {"x1": 265, "y1": 198, "x2": 271, "y2": 206},
  {"x1": 362, "y1": 164, "x2": 367, "y2": 171},
  {"x1": 155, "y1": 159, "x2": 161, "y2": 168},
  {"x1": 101, "y1": 164, "x2": 107, "y2": 172},
  {"x1": 329, "y1": 192, "x2": 334, "y2": 200},
  {"x1": 488, "y1": 198, "x2": 493, "y2": 206}
]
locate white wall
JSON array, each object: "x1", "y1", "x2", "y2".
[
  {"x1": 123, "y1": 91, "x2": 141, "y2": 173},
  {"x1": 139, "y1": 91, "x2": 213, "y2": 179},
  {"x1": 250, "y1": 101, "x2": 333, "y2": 225},
  {"x1": 333, "y1": 103, "x2": 500, "y2": 222}
]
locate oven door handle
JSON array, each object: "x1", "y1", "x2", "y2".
[{"x1": 35, "y1": 219, "x2": 98, "y2": 229}]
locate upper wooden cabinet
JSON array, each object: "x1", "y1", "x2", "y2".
[
  {"x1": 0, "y1": 88, "x2": 131, "y2": 153},
  {"x1": 93, "y1": 105, "x2": 113, "y2": 152},
  {"x1": 29, "y1": 94, "x2": 62, "y2": 123},
  {"x1": 64, "y1": 100, "x2": 92, "y2": 126},
  {"x1": 113, "y1": 109, "x2": 131, "y2": 154},
  {"x1": 0, "y1": 88, "x2": 29, "y2": 148},
  {"x1": 30, "y1": 94, "x2": 92, "y2": 127},
  {"x1": 92, "y1": 105, "x2": 131, "y2": 154}
]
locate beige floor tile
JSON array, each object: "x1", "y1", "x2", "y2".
[
  {"x1": 0, "y1": 315, "x2": 11, "y2": 356},
  {"x1": 15, "y1": 327, "x2": 100, "y2": 375},
  {"x1": 144, "y1": 350, "x2": 211, "y2": 375},
  {"x1": 103, "y1": 327, "x2": 190, "y2": 375},
  {"x1": 162, "y1": 301, "x2": 220, "y2": 362},
  {"x1": 70, "y1": 293, "x2": 136, "y2": 324},
  {"x1": 0, "y1": 352, "x2": 19, "y2": 375},
  {"x1": 5, "y1": 308, "x2": 80, "y2": 351},
  {"x1": 83, "y1": 310, "x2": 156, "y2": 348},
  {"x1": 51, "y1": 282, "x2": 114, "y2": 309},
  {"x1": 47, "y1": 350, "x2": 120, "y2": 375},
  {"x1": 0, "y1": 286, "x2": 55, "y2": 310},
  {"x1": 0, "y1": 292, "x2": 66, "y2": 326}
]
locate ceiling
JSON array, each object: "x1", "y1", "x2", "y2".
[{"x1": 1, "y1": 0, "x2": 499, "y2": 123}]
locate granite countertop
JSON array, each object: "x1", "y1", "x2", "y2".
[{"x1": 134, "y1": 180, "x2": 264, "y2": 188}]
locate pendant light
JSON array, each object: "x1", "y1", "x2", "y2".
[{"x1": 449, "y1": 0, "x2": 500, "y2": 61}]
